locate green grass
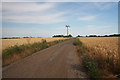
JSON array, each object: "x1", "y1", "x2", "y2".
[
  {"x1": 73, "y1": 38, "x2": 102, "y2": 79},
  {"x1": 2, "y1": 39, "x2": 68, "y2": 66},
  {"x1": 73, "y1": 38, "x2": 82, "y2": 46},
  {"x1": 3, "y1": 45, "x2": 26, "y2": 58},
  {"x1": 83, "y1": 57, "x2": 102, "y2": 79},
  {"x1": 73, "y1": 38, "x2": 87, "y2": 55}
]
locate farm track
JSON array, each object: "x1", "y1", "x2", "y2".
[{"x1": 2, "y1": 39, "x2": 88, "y2": 78}]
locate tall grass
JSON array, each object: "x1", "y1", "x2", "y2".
[
  {"x1": 73, "y1": 38, "x2": 120, "y2": 79},
  {"x1": 73, "y1": 38, "x2": 102, "y2": 79},
  {"x1": 79, "y1": 37, "x2": 120, "y2": 75},
  {"x1": 2, "y1": 37, "x2": 67, "y2": 50},
  {"x1": 2, "y1": 39, "x2": 68, "y2": 67},
  {"x1": 73, "y1": 38, "x2": 87, "y2": 55}
]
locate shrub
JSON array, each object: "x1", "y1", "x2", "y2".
[
  {"x1": 2, "y1": 39, "x2": 68, "y2": 66},
  {"x1": 83, "y1": 57, "x2": 102, "y2": 78},
  {"x1": 73, "y1": 38, "x2": 82, "y2": 46},
  {"x1": 73, "y1": 38, "x2": 103, "y2": 78}
]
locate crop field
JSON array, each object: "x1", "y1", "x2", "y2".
[
  {"x1": 2, "y1": 37, "x2": 66, "y2": 50},
  {"x1": 79, "y1": 37, "x2": 119, "y2": 60},
  {"x1": 78, "y1": 37, "x2": 120, "y2": 78},
  {"x1": 2, "y1": 37, "x2": 68, "y2": 66}
]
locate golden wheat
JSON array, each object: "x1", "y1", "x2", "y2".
[
  {"x1": 79, "y1": 37, "x2": 119, "y2": 73},
  {"x1": 79, "y1": 37, "x2": 118, "y2": 57},
  {"x1": 79, "y1": 37, "x2": 118, "y2": 55},
  {"x1": 2, "y1": 37, "x2": 66, "y2": 50}
]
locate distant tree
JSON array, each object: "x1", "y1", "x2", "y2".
[
  {"x1": 23, "y1": 37, "x2": 30, "y2": 38},
  {"x1": 109, "y1": 34, "x2": 120, "y2": 37},
  {"x1": 89, "y1": 35, "x2": 97, "y2": 37},
  {"x1": 68, "y1": 34, "x2": 72, "y2": 37},
  {"x1": 2, "y1": 37, "x2": 20, "y2": 39},
  {"x1": 77, "y1": 35, "x2": 81, "y2": 37},
  {"x1": 52, "y1": 35, "x2": 64, "y2": 37},
  {"x1": 103, "y1": 35, "x2": 108, "y2": 37},
  {"x1": 63, "y1": 34, "x2": 72, "y2": 37}
]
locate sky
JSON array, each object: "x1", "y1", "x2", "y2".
[
  {"x1": 2, "y1": 0, "x2": 120, "y2": 2},
  {"x1": 2, "y1": 2, "x2": 118, "y2": 37}
]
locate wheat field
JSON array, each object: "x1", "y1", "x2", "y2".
[
  {"x1": 2, "y1": 37, "x2": 66, "y2": 50},
  {"x1": 79, "y1": 37, "x2": 120, "y2": 74},
  {"x1": 79, "y1": 37, "x2": 118, "y2": 57}
]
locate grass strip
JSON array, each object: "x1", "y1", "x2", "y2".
[
  {"x1": 3, "y1": 39, "x2": 68, "y2": 67},
  {"x1": 73, "y1": 38, "x2": 102, "y2": 79}
]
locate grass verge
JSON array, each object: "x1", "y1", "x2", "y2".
[
  {"x1": 73, "y1": 38, "x2": 103, "y2": 79},
  {"x1": 3, "y1": 39, "x2": 68, "y2": 67}
]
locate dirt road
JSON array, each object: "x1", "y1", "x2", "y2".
[{"x1": 2, "y1": 39, "x2": 88, "y2": 78}]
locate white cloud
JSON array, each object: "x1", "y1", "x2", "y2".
[
  {"x1": 78, "y1": 16, "x2": 96, "y2": 21},
  {"x1": 4, "y1": 12, "x2": 66, "y2": 24},
  {"x1": 3, "y1": 3, "x2": 55, "y2": 13},
  {"x1": 2, "y1": 0, "x2": 119, "y2": 2},
  {"x1": 3, "y1": 2, "x2": 67, "y2": 24}
]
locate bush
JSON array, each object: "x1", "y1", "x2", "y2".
[
  {"x1": 2, "y1": 45, "x2": 26, "y2": 58},
  {"x1": 2, "y1": 39, "x2": 68, "y2": 66},
  {"x1": 83, "y1": 57, "x2": 102, "y2": 78},
  {"x1": 73, "y1": 38, "x2": 82, "y2": 46},
  {"x1": 73, "y1": 38, "x2": 102, "y2": 79}
]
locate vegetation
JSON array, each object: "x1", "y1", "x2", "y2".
[
  {"x1": 64, "y1": 34, "x2": 72, "y2": 37},
  {"x1": 2, "y1": 37, "x2": 20, "y2": 39},
  {"x1": 73, "y1": 38, "x2": 102, "y2": 79},
  {"x1": 52, "y1": 35, "x2": 64, "y2": 37},
  {"x1": 2, "y1": 37, "x2": 67, "y2": 50},
  {"x1": 76, "y1": 35, "x2": 82, "y2": 37},
  {"x1": 76, "y1": 34, "x2": 120, "y2": 37},
  {"x1": 73, "y1": 38, "x2": 120, "y2": 79},
  {"x1": 83, "y1": 57, "x2": 102, "y2": 78},
  {"x1": 52, "y1": 34, "x2": 72, "y2": 37},
  {"x1": 2, "y1": 39, "x2": 68, "y2": 67}
]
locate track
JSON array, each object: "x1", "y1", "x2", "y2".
[{"x1": 3, "y1": 39, "x2": 88, "y2": 78}]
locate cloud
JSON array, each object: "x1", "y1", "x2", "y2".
[
  {"x1": 3, "y1": 2, "x2": 67, "y2": 24},
  {"x1": 70, "y1": 25, "x2": 115, "y2": 36},
  {"x1": 2, "y1": 26, "x2": 50, "y2": 37},
  {"x1": 3, "y1": 3, "x2": 55, "y2": 13},
  {"x1": 78, "y1": 16, "x2": 96, "y2": 21},
  {"x1": 2, "y1": 25, "x2": 67, "y2": 37},
  {"x1": 2, "y1": 0, "x2": 119, "y2": 2},
  {"x1": 4, "y1": 12, "x2": 66, "y2": 24},
  {"x1": 93, "y1": 2, "x2": 117, "y2": 10},
  {"x1": 74, "y1": 2, "x2": 117, "y2": 14},
  {"x1": 3, "y1": 2, "x2": 117, "y2": 24}
]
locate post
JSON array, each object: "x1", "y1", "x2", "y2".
[
  {"x1": 67, "y1": 27, "x2": 68, "y2": 36},
  {"x1": 66, "y1": 25, "x2": 70, "y2": 36}
]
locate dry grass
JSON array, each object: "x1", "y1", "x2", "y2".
[
  {"x1": 79, "y1": 37, "x2": 120, "y2": 76},
  {"x1": 2, "y1": 37, "x2": 66, "y2": 50},
  {"x1": 2, "y1": 38, "x2": 68, "y2": 66}
]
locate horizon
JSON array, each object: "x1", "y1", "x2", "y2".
[
  {"x1": 2, "y1": 2, "x2": 118, "y2": 38},
  {"x1": 1, "y1": 33, "x2": 120, "y2": 38}
]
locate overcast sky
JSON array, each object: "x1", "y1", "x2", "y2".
[{"x1": 2, "y1": 2, "x2": 118, "y2": 37}]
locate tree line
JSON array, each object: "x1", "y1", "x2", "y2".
[
  {"x1": 52, "y1": 34, "x2": 72, "y2": 37},
  {"x1": 77, "y1": 34, "x2": 120, "y2": 37},
  {"x1": 2, "y1": 34, "x2": 120, "y2": 39}
]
